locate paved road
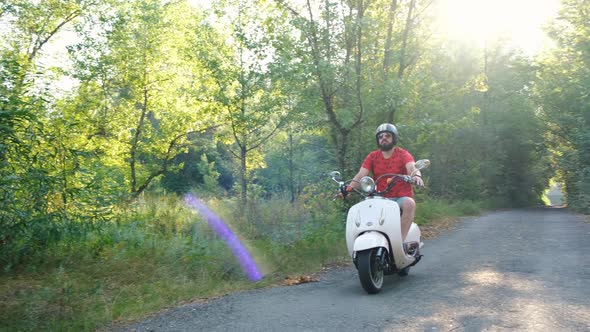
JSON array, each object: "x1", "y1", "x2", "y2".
[{"x1": 117, "y1": 207, "x2": 590, "y2": 332}]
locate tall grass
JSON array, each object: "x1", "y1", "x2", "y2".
[
  {"x1": 0, "y1": 191, "x2": 348, "y2": 331},
  {"x1": 0, "y1": 190, "x2": 482, "y2": 331},
  {"x1": 414, "y1": 196, "x2": 482, "y2": 225}
]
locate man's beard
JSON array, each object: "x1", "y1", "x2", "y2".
[{"x1": 379, "y1": 141, "x2": 395, "y2": 151}]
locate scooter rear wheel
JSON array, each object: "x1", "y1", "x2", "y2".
[{"x1": 357, "y1": 248, "x2": 384, "y2": 294}]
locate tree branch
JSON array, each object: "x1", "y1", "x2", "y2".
[{"x1": 131, "y1": 125, "x2": 222, "y2": 197}]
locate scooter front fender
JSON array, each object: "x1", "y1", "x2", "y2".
[{"x1": 353, "y1": 231, "x2": 389, "y2": 253}]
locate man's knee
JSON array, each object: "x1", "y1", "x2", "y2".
[{"x1": 402, "y1": 197, "x2": 416, "y2": 212}]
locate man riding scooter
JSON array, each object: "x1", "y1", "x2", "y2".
[{"x1": 347, "y1": 123, "x2": 424, "y2": 253}]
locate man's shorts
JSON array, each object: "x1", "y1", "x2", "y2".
[{"x1": 388, "y1": 197, "x2": 411, "y2": 211}]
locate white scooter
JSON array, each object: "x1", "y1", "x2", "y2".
[{"x1": 330, "y1": 159, "x2": 430, "y2": 294}]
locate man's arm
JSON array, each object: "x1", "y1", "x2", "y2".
[
  {"x1": 335, "y1": 166, "x2": 370, "y2": 198},
  {"x1": 405, "y1": 162, "x2": 424, "y2": 186},
  {"x1": 350, "y1": 167, "x2": 371, "y2": 189}
]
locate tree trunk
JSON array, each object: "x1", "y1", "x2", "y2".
[
  {"x1": 130, "y1": 85, "x2": 149, "y2": 194},
  {"x1": 386, "y1": 0, "x2": 416, "y2": 123},
  {"x1": 383, "y1": 0, "x2": 399, "y2": 74},
  {"x1": 240, "y1": 145, "x2": 248, "y2": 205},
  {"x1": 289, "y1": 132, "x2": 295, "y2": 203}
]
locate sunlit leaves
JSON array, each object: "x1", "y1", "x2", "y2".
[
  {"x1": 536, "y1": 0, "x2": 590, "y2": 211},
  {"x1": 68, "y1": 0, "x2": 224, "y2": 196}
]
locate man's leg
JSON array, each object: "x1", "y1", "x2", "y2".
[{"x1": 399, "y1": 197, "x2": 416, "y2": 241}]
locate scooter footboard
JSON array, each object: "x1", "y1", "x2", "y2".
[{"x1": 353, "y1": 231, "x2": 389, "y2": 253}]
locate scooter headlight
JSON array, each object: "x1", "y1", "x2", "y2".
[{"x1": 359, "y1": 176, "x2": 375, "y2": 193}]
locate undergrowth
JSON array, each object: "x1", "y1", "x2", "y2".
[{"x1": 414, "y1": 197, "x2": 482, "y2": 225}]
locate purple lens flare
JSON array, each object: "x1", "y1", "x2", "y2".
[{"x1": 184, "y1": 194, "x2": 263, "y2": 281}]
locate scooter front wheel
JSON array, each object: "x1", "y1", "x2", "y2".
[{"x1": 357, "y1": 248, "x2": 384, "y2": 294}]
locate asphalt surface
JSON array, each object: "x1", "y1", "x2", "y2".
[{"x1": 115, "y1": 207, "x2": 590, "y2": 332}]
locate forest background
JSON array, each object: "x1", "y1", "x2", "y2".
[{"x1": 1, "y1": 0, "x2": 588, "y2": 330}]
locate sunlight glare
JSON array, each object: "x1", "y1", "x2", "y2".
[
  {"x1": 187, "y1": 0, "x2": 211, "y2": 9},
  {"x1": 435, "y1": 0, "x2": 560, "y2": 54}
]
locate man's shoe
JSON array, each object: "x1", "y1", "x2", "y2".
[{"x1": 403, "y1": 241, "x2": 419, "y2": 255}]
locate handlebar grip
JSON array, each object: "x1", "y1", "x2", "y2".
[{"x1": 340, "y1": 185, "x2": 349, "y2": 197}]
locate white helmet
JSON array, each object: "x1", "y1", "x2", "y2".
[{"x1": 375, "y1": 123, "x2": 399, "y2": 145}]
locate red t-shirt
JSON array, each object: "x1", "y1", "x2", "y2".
[{"x1": 361, "y1": 147, "x2": 415, "y2": 198}]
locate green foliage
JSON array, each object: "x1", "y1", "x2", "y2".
[
  {"x1": 255, "y1": 130, "x2": 335, "y2": 200},
  {"x1": 160, "y1": 134, "x2": 234, "y2": 195},
  {"x1": 207, "y1": 0, "x2": 296, "y2": 204},
  {"x1": 68, "y1": 0, "x2": 222, "y2": 197},
  {"x1": 0, "y1": 0, "x2": 106, "y2": 270},
  {"x1": 0, "y1": 192, "x2": 348, "y2": 331},
  {"x1": 402, "y1": 44, "x2": 552, "y2": 206},
  {"x1": 535, "y1": 0, "x2": 590, "y2": 212}
]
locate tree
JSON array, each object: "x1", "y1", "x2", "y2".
[
  {"x1": 69, "y1": 0, "x2": 220, "y2": 198},
  {"x1": 208, "y1": 0, "x2": 292, "y2": 204},
  {"x1": 536, "y1": 0, "x2": 590, "y2": 212},
  {"x1": 0, "y1": 0, "x2": 100, "y2": 266},
  {"x1": 402, "y1": 38, "x2": 550, "y2": 206},
  {"x1": 275, "y1": 0, "x2": 367, "y2": 172},
  {"x1": 274, "y1": 0, "x2": 433, "y2": 173},
  {"x1": 377, "y1": 0, "x2": 433, "y2": 123}
]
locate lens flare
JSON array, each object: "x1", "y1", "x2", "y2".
[{"x1": 184, "y1": 194, "x2": 263, "y2": 281}]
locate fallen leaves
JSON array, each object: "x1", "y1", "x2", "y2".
[
  {"x1": 421, "y1": 217, "x2": 464, "y2": 239},
  {"x1": 283, "y1": 275, "x2": 319, "y2": 286}
]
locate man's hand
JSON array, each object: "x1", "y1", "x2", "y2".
[
  {"x1": 412, "y1": 175, "x2": 424, "y2": 187},
  {"x1": 335, "y1": 185, "x2": 352, "y2": 199}
]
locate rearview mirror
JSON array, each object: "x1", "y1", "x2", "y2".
[
  {"x1": 329, "y1": 171, "x2": 341, "y2": 181},
  {"x1": 414, "y1": 159, "x2": 430, "y2": 171}
]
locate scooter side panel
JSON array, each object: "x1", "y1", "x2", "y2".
[
  {"x1": 406, "y1": 223, "x2": 421, "y2": 244},
  {"x1": 392, "y1": 223, "x2": 419, "y2": 269}
]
